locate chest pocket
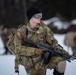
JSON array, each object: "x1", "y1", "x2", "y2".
[
  {"x1": 36, "y1": 26, "x2": 46, "y2": 42},
  {"x1": 36, "y1": 32, "x2": 44, "y2": 41},
  {"x1": 27, "y1": 26, "x2": 46, "y2": 43},
  {"x1": 33, "y1": 29, "x2": 46, "y2": 43},
  {"x1": 27, "y1": 32, "x2": 44, "y2": 43}
]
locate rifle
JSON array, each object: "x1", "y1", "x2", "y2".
[{"x1": 23, "y1": 39, "x2": 76, "y2": 64}]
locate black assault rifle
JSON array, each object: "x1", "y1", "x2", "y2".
[{"x1": 23, "y1": 39, "x2": 76, "y2": 64}]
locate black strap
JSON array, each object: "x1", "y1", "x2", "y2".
[{"x1": 26, "y1": 27, "x2": 28, "y2": 39}]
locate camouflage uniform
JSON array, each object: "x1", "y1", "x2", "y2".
[
  {"x1": 1, "y1": 28, "x2": 16, "y2": 54},
  {"x1": 64, "y1": 32, "x2": 76, "y2": 57},
  {"x1": 14, "y1": 21, "x2": 67, "y2": 75},
  {"x1": 2, "y1": 28, "x2": 16, "y2": 44}
]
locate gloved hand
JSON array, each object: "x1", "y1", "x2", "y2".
[{"x1": 35, "y1": 48, "x2": 43, "y2": 55}]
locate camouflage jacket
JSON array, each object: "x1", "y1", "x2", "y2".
[
  {"x1": 1, "y1": 28, "x2": 16, "y2": 45},
  {"x1": 14, "y1": 21, "x2": 66, "y2": 56},
  {"x1": 64, "y1": 32, "x2": 76, "y2": 47},
  {"x1": 14, "y1": 21, "x2": 67, "y2": 70}
]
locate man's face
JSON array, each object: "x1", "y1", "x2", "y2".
[
  {"x1": 31, "y1": 13, "x2": 42, "y2": 24},
  {"x1": 31, "y1": 17, "x2": 41, "y2": 24},
  {"x1": 29, "y1": 17, "x2": 41, "y2": 29},
  {"x1": 3, "y1": 28, "x2": 9, "y2": 34},
  {"x1": 29, "y1": 13, "x2": 42, "y2": 29}
]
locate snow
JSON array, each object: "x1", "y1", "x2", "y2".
[
  {"x1": 0, "y1": 34, "x2": 76, "y2": 75},
  {"x1": 0, "y1": 36, "x2": 5, "y2": 54},
  {"x1": 0, "y1": 55, "x2": 27, "y2": 75},
  {"x1": 43, "y1": 17, "x2": 60, "y2": 25},
  {"x1": 53, "y1": 21, "x2": 70, "y2": 30},
  {"x1": 43, "y1": 17, "x2": 71, "y2": 30},
  {"x1": 71, "y1": 19, "x2": 76, "y2": 25}
]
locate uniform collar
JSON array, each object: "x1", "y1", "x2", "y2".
[{"x1": 27, "y1": 23, "x2": 40, "y2": 32}]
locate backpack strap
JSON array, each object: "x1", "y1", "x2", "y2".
[{"x1": 26, "y1": 27, "x2": 28, "y2": 39}]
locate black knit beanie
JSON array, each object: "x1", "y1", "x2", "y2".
[{"x1": 26, "y1": 8, "x2": 42, "y2": 20}]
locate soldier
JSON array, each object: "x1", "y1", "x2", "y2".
[
  {"x1": 14, "y1": 8, "x2": 68, "y2": 75},
  {"x1": 1, "y1": 25, "x2": 16, "y2": 54},
  {"x1": 64, "y1": 32, "x2": 76, "y2": 57}
]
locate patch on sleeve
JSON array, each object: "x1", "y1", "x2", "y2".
[{"x1": 17, "y1": 32, "x2": 21, "y2": 38}]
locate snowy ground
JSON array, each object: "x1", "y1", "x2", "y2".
[{"x1": 0, "y1": 34, "x2": 76, "y2": 75}]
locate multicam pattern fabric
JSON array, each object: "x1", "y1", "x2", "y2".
[
  {"x1": 2, "y1": 28, "x2": 16, "y2": 45},
  {"x1": 14, "y1": 21, "x2": 66, "y2": 75},
  {"x1": 64, "y1": 32, "x2": 76, "y2": 47},
  {"x1": 64, "y1": 32, "x2": 76, "y2": 57},
  {"x1": 6, "y1": 28, "x2": 17, "y2": 54}
]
